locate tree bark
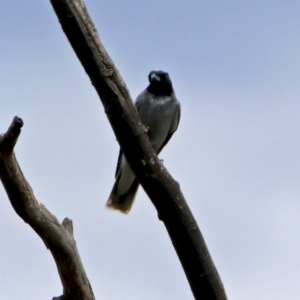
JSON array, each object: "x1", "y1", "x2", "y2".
[
  {"x1": 49, "y1": 1, "x2": 227, "y2": 299},
  {"x1": 0, "y1": 117, "x2": 95, "y2": 300}
]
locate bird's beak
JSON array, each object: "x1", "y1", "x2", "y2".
[{"x1": 150, "y1": 73, "x2": 161, "y2": 82}]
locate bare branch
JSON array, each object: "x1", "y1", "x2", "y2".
[
  {"x1": 49, "y1": 1, "x2": 227, "y2": 299},
  {"x1": 0, "y1": 117, "x2": 95, "y2": 300},
  {"x1": 62, "y1": 217, "x2": 74, "y2": 236},
  {"x1": 0, "y1": 116, "x2": 23, "y2": 155}
]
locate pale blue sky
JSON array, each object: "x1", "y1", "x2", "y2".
[{"x1": 1, "y1": 1, "x2": 300, "y2": 299}]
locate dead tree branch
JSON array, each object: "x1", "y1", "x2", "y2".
[
  {"x1": 49, "y1": 1, "x2": 227, "y2": 299},
  {"x1": 0, "y1": 116, "x2": 95, "y2": 300}
]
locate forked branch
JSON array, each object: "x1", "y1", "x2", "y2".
[{"x1": 0, "y1": 117, "x2": 95, "y2": 300}]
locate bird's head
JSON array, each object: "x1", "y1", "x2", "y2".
[{"x1": 147, "y1": 70, "x2": 174, "y2": 96}]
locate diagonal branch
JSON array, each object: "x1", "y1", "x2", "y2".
[
  {"x1": 49, "y1": 1, "x2": 227, "y2": 299},
  {"x1": 0, "y1": 117, "x2": 95, "y2": 300}
]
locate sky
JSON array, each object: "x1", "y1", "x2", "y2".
[{"x1": 1, "y1": 1, "x2": 300, "y2": 299}]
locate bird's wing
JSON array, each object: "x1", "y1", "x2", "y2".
[
  {"x1": 157, "y1": 102, "x2": 181, "y2": 154},
  {"x1": 114, "y1": 94, "x2": 144, "y2": 178}
]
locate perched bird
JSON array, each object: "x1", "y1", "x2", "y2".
[{"x1": 106, "y1": 70, "x2": 181, "y2": 214}]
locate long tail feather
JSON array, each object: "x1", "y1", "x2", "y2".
[{"x1": 106, "y1": 177, "x2": 139, "y2": 214}]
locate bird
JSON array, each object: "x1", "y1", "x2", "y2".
[{"x1": 106, "y1": 70, "x2": 181, "y2": 214}]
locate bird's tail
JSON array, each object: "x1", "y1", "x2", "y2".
[{"x1": 106, "y1": 176, "x2": 140, "y2": 214}]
